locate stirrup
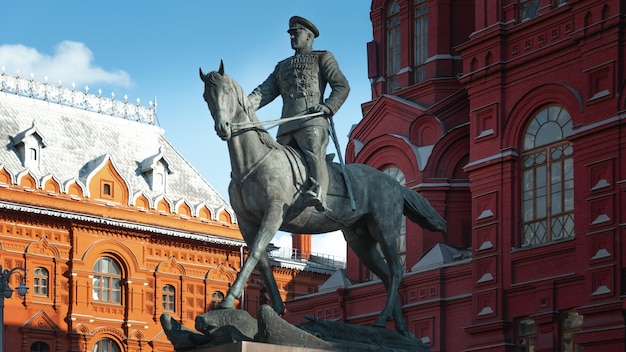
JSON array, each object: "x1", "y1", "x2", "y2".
[
  {"x1": 304, "y1": 195, "x2": 326, "y2": 212},
  {"x1": 304, "y1": 185, "x2": 327, "y2": 212}
]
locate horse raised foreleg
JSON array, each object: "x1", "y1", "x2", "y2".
[
  {"x1": 219, "y1": 201, "x2": 285, "y2": 312},
  {"x1": 232, "y1": 218, "x2": 285, "y2": 314}
]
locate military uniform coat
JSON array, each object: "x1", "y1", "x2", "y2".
[{"x1": 247, "y1": 50, "x2": 350, "y2": 137}]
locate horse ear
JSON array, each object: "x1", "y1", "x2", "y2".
[
  {"x1": 219, "y1": 60, "x2": 225, "y2": 75},
  {"x1": 199, "y1": 67, "x2": 206, "y2": 82}
]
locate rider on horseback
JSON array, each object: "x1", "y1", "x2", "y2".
[{"x1": 247, "y1": 16, "x2": 350, "y2": 212}]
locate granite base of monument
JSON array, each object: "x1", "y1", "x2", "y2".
[
  {"x1": 161, "y1": 305, "x2": 429, "y2": 352},
  {"x1": 193, "y1": 341, "x2": 333, "y2": 352}
]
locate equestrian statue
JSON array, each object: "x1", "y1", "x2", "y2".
[{"x1": 199, "y1": 60, "x2": 447, "y2": 337}]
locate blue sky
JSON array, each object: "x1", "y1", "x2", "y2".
[{"x1": 1, "y1": 1, "x2": 374, "y2": 259}]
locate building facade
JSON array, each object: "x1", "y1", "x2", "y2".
[
  {"x1": 287, "y1": 1, "x2": 626, "y2": 351},
  {"x1": 0, "y1": 75, "x2": 332, "y2": 352}
]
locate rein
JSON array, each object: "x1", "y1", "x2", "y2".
[
  {"x1": 236, "y1": 148, "x2": 276, "y2": 184},
  {"x1": 232, "y1": 111, "x2": 324, "y2": 131}
]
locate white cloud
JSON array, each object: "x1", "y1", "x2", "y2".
[
  {"x1": 312, "y1": 231, "x2": 347, "y2": 261},
  {"x1": 271, "y1": 232, "x2": 293, "y2": 250},
  {"x1": 270, "y1": 231, "x2": 347, "y2": 262},
  {"x1": 0, "y1": 41, "x2": 131, "y2": 88}
]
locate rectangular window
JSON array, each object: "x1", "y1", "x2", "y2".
[
  {"x1": 414, "y1": 0, "x2": 428, "y2": 83},
  {"x1": 562, "y1": 311, "x2": 583, "y2": 352},
  {"x1": 520, "y1": 0, "x2": 540, "y2": 20},
  {"x1": 103, "y1": 183, "x2": 112, "y2": 196},
  {"x1": 516, "y1": 318, "x2": 536, "y2": 352},
  {"x1": 521, "y1": 143, "x2": 574, "y2": 246},
  {"x1": 387, "y1": 1, "x2": 401, "y2": 92},
  {"x1": 92, "y1": 275, "x2": 121, "y2": 303},
  {"x1": 162, "y1": 293, "x2": 175, "y2": 311},
  {"x1": 92, "y1": 258, "x2": 122, "y2": 304},
  {"x1": 34, "y1": 276, "x2": 48, "y2": 296},
  {"x1": 162, "y1": 285, "x2": 176, "y2": 312},
  {"x1": 33, "y1": 268, "x2": 49, "y2": 297}
]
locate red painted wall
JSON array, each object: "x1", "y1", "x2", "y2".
[{"x1": 287, "y1": 1, "x2": 626, "y2": 351}]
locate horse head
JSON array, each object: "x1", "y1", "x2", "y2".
[{"x1": 199, "y1": 61, "x2": 242, "y2": 141}]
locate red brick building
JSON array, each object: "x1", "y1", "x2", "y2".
[{"x1": 287, "y1": 1, "x2": 626, "y2": 351}]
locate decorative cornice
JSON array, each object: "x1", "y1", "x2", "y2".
[
  {"x1": 0, "y1": 200, "x2": 245, "y2": 248},
  {"x1": 0, "y1": 71, "x2": 156, "y2": 125}
]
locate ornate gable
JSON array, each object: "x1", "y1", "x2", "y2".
[
  {"x1": 156, "y1": 257, "x2": 185, "y2": 276},
  {"x1": 81, "y1": 154, "x2": 131, "y2": 204},
  {"x1": 26, "y1": 238, "x2": 61, "y2": 258},
  {"x1": 41, "y1": 174, "x2": 63, "y2": 193},
  {"x1": 350, "y1": 94, "x2": 428, "y2": 146},
  {"x1": 22, "y1": 310, "x2": 61, "y2": 331}
]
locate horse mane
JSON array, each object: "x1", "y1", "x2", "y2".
[{"x1": 206, "y1": 71, "x2": 281, "y2": 149}]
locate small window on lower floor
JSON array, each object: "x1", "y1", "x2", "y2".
[
  {"x1": 210, "y1": 291, "x2": 224, "y2": 309},
  {"x1": 30, "y1": 342, "x2": 50, "y2": 352},
  {"x1": 562, "y1": 311, "x2": 583, "y2": 352},
  {"x1": 33, "y1": 267, "x2": 49, "y2": 297},
  {"x1": 162, "y1": 284, "x2": 176, "y2": 312},
  {"x1": 516, "y1": 318, "x2": 536, "y2": 352}
]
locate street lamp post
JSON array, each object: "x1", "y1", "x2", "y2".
[{"x1": 0, "y1": 265, "x2": 28, "y2": 352}]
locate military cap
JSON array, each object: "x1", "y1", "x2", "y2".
[{"x1": 288, "y1": 16, "x2": 319, "y2": 38}]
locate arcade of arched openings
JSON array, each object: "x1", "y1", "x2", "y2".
[{"x1": 287, "y1": 1, "x2": 626, "y2": 351}]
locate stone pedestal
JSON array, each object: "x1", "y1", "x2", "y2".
[{"x1": 194, "y1": 341, "x2": 332, "y2": 352}]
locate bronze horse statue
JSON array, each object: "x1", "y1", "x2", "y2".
[{"x1": 200, "y1": 62, "x2": 446, "y2": 336}]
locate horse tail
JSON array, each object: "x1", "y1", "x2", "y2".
[{"x1": 401, "y1": 186, "x2": 447, "y2": 234}]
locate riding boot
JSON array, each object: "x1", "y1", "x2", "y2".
[{"x1": 304, "y1": 178, "x2": 327, "y2": 212}]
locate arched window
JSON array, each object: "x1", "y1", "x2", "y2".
[
  {"x1": 414, "y1": 0, "x2": 428, "y2": 83},
  {"x1": 29, "y1": 147, "x2": 38, "y2": 162},
  {"x1": 162, "y1": 284, "x2": 176, "y2": 312},
  {"x1": 521, "y1": 105, "x2": 574, "y2": 246},
  {"x1": 92, "y1": 338, "x2": 121, "y2": 352},
  {"x1": 33, "y1": 267, "x2": 49, "y2": 297},
  {"x1": 386, "y1": 0, "x2": 401, "y2": 92},
  {"x1": 210, "y1": 291, "x2": 224, "y2": 309},
  {"x1": 92, "y1": 257, "x2": 122, "y2": 303},
  {"x1": 30, "y1": 342, "x2": 50, "y2": 352},
  {"x1": 155, "y1": 172, "x2": 164, "y2": 188}
]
